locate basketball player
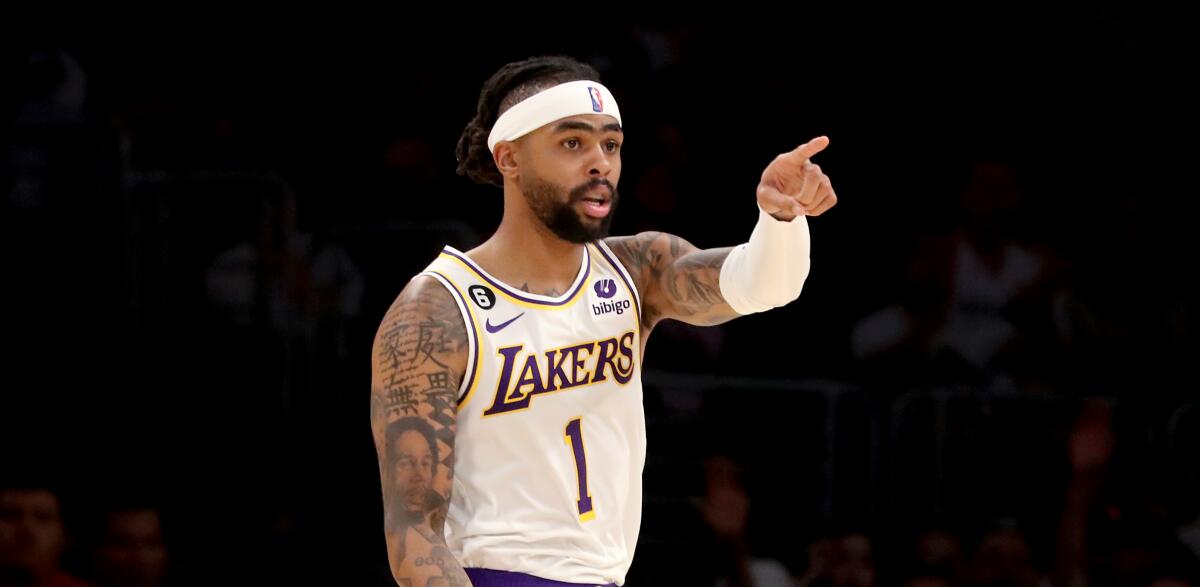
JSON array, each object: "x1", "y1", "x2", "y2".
[{"x1": 370, "y1": 55, "x2": 837, "y2": 587}]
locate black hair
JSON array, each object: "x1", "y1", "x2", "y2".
[{"x1": 455, "y1": 55, "x2": 601, "y2": 187}]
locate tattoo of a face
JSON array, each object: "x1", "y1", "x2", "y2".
[{"x1": 384, "y1": 417, "x2": 440, "y2": 526}]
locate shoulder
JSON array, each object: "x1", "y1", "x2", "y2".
[
  {"x1": 382, "y1": 275, "x2": 461, "y2": 326},
  {"x1": 372, "y1": 275, "x2": 469, "y2": 371}
]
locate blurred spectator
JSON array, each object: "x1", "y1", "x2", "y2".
[
  {"x1": 1056, "y1": 401, "x2": 1200, "y2": 587},
  {"x1": 851, "y1": 159, "x2": 1066, "y2": 394},
  {"x1": 794, "y1": 530, "x2": 876, "y2": 587},
  {"x1": 794, "y1": 535, "x2": 835, "y2": 587},
  {"x1": 87, "y1": 505, "x2": 168, "y2": 587},
  {"x1": 963, "y1": 522, "x2": 1044, "y2": 587},
  {"x1": 7, "y1": 46, "x2": 90, "y2": 212},
  {"x1": 0, "y1": 483, "x2": 92, "y2": 587},
  {"x1": 830, "y1": 532, "x2": 876, "y2": 587},
  {"x1": 12, "y1": 47, "x2": 87, "y2": 128},
  {"x1": 909, "y1": 526, "x2": 964, "y2": 583},
  {"x1": 696, "y1": 455, "x2": 792, "y2": 587},
  {"x1": 1056, "y1": 399, "x2": 1113, "y2": 587},
  {"x1": 204, "y1": 186, "x2": 364, "y2": 357}
]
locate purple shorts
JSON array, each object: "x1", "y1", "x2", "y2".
[{"x1": 464, "y1": 567, "x2": 618, "y2": 587}]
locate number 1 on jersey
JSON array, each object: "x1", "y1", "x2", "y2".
[{"x1": 564, "y1": 417, "x2": 595, "y2": 521}]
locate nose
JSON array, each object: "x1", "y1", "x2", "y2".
[{"x1": 588, "y1": 145, "x2": 614, "y2": 178}]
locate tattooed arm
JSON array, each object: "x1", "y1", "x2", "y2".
[
  {"x1": 605, "y1": 232, "x2": 740, "y2": 328},
  {"x1": 371, "y1": 276, "x2": 473, "y2": 587}
]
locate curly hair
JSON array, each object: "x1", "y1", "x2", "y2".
[{"x1": 455, "y1": 55, "x2": 602, "y2": 187}]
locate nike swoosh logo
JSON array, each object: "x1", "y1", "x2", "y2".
[{"x1": 485, "y1": 312, "x2": 525, "y2": 333}]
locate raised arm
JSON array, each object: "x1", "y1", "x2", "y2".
[
  {"x1": 370, "y1": 276, "x2": 472, "y2": 586},
  {"x1": 606, "y1": 137, "x2": 836, "y2": 330}
]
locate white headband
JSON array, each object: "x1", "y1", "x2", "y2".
[{"x1": 487, "y1": 80, "x2": 622, "y2": 153}]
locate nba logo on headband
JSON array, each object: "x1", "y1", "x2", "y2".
[
  {"x1": 588, "y1": 87, "x2": 604, "y2": 112},
  {"x1": 487, "y1": 81, "x2": 622, "y2": 152}
]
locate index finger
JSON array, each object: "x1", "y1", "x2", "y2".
[{"x1": 788, "y1": 135, "x2": 830, "y2": 161}]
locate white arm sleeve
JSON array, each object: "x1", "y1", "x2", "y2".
[{"x1": 717, "y1": 204, "x2": 812, "y2": 315}]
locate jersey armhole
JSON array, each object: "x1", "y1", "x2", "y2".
[{"x1": 593, "y1": 240, "x2": 643, "y2": 324}]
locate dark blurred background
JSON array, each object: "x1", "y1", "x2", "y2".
[{"x1": 4, "y1": 11, "x2": 1193, "y2": 587}]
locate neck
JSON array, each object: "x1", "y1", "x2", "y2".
[{"x1": 472, "y1": 186, "x2": 586, "y2": 294}]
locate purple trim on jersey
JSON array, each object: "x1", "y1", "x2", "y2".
[
  {"x1": 427, "y1": 270, "x2": 478, "y2": 405},
  {"x1": 442, "y1": 247, "x2": 590, "y2": 307},
  {"x1": 591, "y1": 243, "x2": 641, "y2": 322},
  {"x1": 464, "y1": 568, "x2": 617, "y2": 587}
]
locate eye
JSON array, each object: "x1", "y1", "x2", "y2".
[
  {"x1": 605, "y1": 140, "x2": 621, "y2": 152},
  {"x1": 563, "y1": 138, "x2": 580, "y2": 149}
]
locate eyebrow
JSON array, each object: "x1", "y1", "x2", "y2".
[{"x1": 552, "y1": 121, "x2": 623, "y2": 134}]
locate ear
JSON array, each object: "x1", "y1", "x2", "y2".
[{"x1": 494, "y1": 142, "x2": 521, "y2": 182}]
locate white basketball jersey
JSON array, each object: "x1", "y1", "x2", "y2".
[{"x1": 418, "y1": 240, "x2": 645, "y2": 586}]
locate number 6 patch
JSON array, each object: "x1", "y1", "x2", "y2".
[{"x1": 469, "y1": 285, "x2": 496, "y2": 310}]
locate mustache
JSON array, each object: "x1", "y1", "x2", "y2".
[{"x1": 570, "y1": 179, "x2": 616, "y2": 202}]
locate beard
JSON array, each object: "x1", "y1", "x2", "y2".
[{"x1": 522, "y1": 172, "x2": 619, "y2": 244}]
